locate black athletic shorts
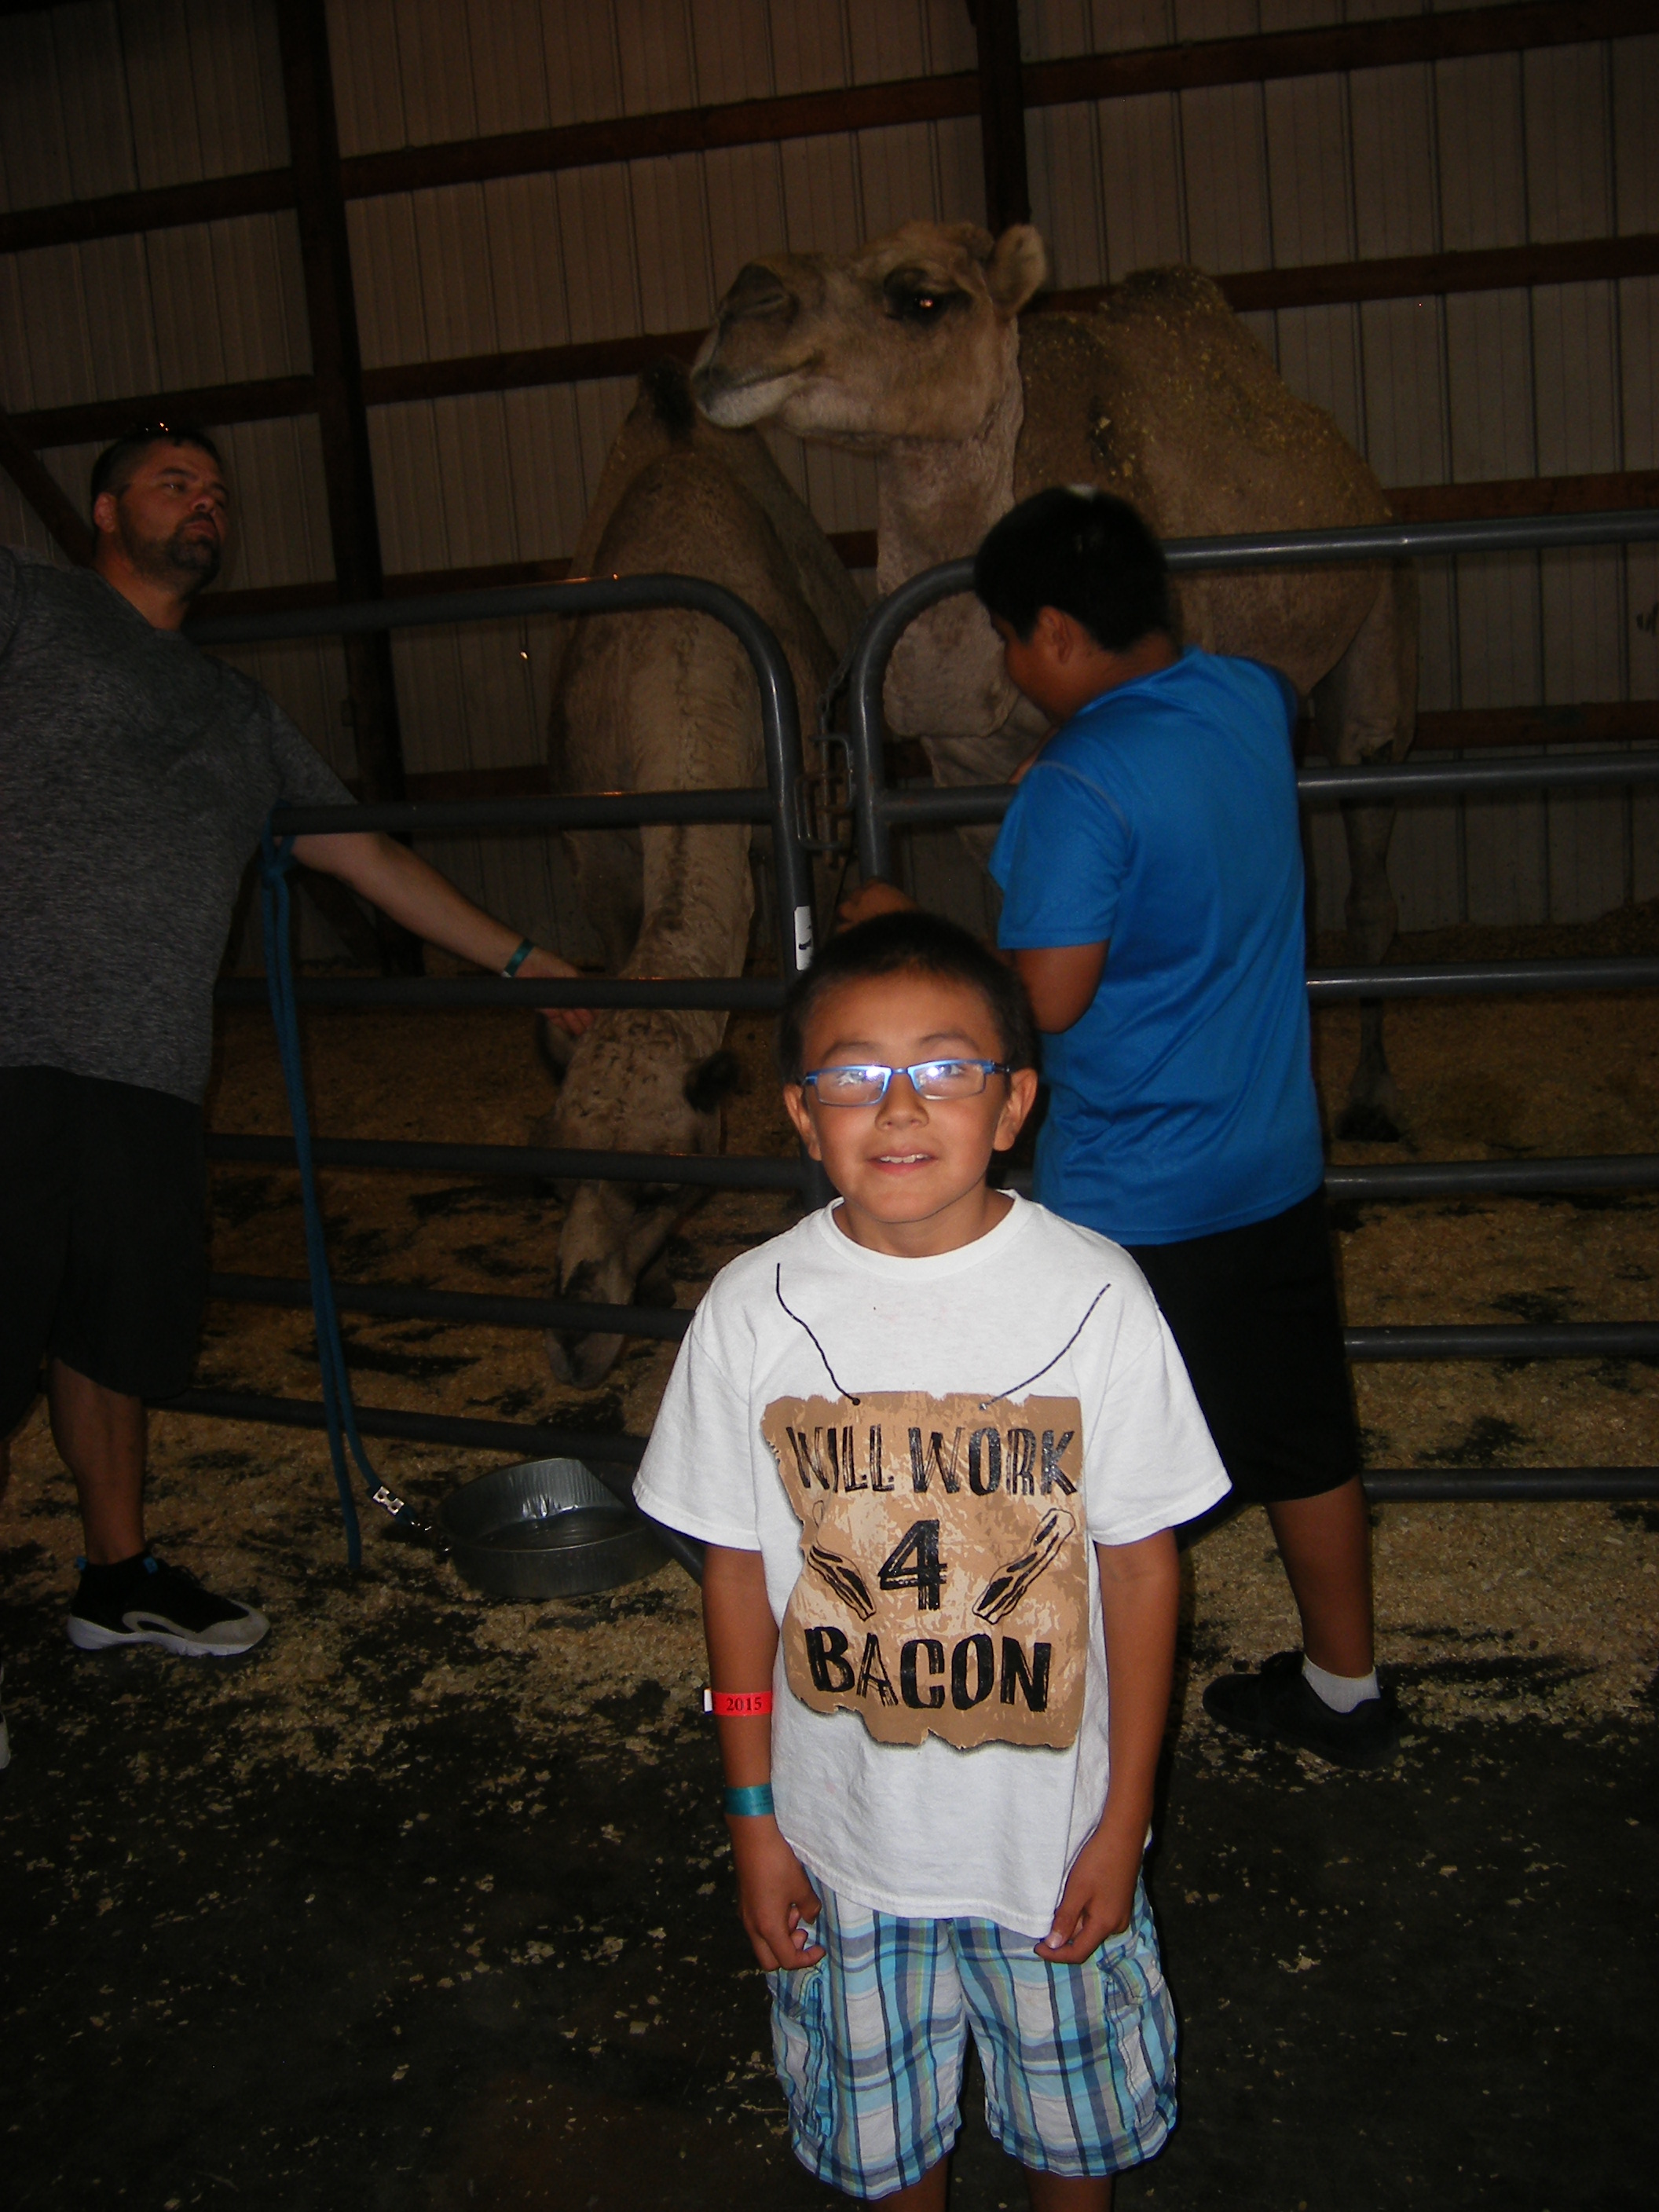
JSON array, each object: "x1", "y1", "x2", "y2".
[
  {"x1": 1126, "y1": 1188, "x2": 1361, "y2": 1508},
  {"x1": 0, "y1": 1067, "x2": 207, "y2": 1434}
]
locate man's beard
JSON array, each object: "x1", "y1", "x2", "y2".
[{"x1": 115, "y1": 511, "x2": 223, "y2": 594}]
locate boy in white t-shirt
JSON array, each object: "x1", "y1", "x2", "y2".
[{"x1": 635, "y1": 912, "x2": 1229, "y2": 2207}]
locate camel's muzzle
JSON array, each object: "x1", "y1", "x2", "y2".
[{"x1": 544, "y1": 1324, "x2": 626, "y2": 1392}]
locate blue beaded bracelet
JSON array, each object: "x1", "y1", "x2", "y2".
[
  {"x1": 723, "y1": 1782, "x2": 775, "y2": 1818},
  {"x1": 500, "y1": 936, "x2": 536, "y2": 979}
]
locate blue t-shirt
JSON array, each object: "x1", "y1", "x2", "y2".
[{"x1": 989, "y1": 649, "x2": 1323, "y2": 1245}]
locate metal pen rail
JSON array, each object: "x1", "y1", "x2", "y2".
[
  {"x1": 204, "y1": 1265, "x2": 1657, "y2": 1366},
  {"x1": 204, "y1": 1133, "x2": 1658, "y2": 1203},
  {"x1": 215, "y1": 972, "x2": 783, "y2": 1013},
  {"x1": 214, "y1": 954, "x2": 1659, "y2": 1013},
  {"x1": 185, "y1": 569, "x2": 822, "y2": 1520},
  {"x1": 262, "y1": 786, "x2": 775, "y2": 837},
  {"x1": 174, "y1": 533, "x2": 1659, "y2": 1512},
  {"x1": 158, "y1": 1389, "x2": 1657, "y2": 1503},
  {"x1": 201, "y1": 571, "x2": 818, "y2": 981},
  {"x1": 200, "y1": 1141, "x2": 1658, "y2": 1386},
  {"x1": 1324, "y1": 1152, "x2": 1659, "y2": 1200},
  {"x1": 832, "y1": 506, "x2": 1659, "y2": 1504},
  {"x1": 844, "y1": 509, "x2": 1659, "y2": 881},
  {"x1": 204, "y1": 1130, "x2": 807, "y2": 1192},
  {"x1": 874, "y1": 748, "x2": 1659, "y2": 843}
]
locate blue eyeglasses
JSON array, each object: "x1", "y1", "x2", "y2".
[{"x1": 800, "y1": 1059, "x2": 1012, "y2": 1106}]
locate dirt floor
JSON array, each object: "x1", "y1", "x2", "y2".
[{"x1": 3, "y1": 910, "x2": 1657, "y2": 2208}]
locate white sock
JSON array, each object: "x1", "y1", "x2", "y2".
[{"x1": 1302, "y1": 1657, "x2": 1379, "y2": 1713}]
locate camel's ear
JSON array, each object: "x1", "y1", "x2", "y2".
[{"x1": 983, "y1": 225, "x2": 1048, "y2": 317}]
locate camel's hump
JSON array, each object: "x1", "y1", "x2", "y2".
[{"x1": 1014, "y1": 266, "x2": 1387, "y2": 537}]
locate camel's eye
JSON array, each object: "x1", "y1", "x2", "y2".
[{"x1": 884, "y1": 273, "x2": 960, "y2": 327}]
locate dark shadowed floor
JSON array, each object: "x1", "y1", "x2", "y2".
[{"x1": 4, "y1": 1530, "x2": 1655, "y2": 2212}]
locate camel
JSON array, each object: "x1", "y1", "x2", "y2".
[
  {"x1": 691, "y1": 222, "x2": 1418, "y2": 1138},
  {"x1": 539, "y1": 360, "x2": 862, "y2": 1387}
]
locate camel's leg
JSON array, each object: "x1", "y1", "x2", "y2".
[
  {"x1": 562, "y1": 824, "x2": 640, "y2": 972},
  {"x1": 547, "y1": 813, "x2": 756, "y2": 1387},
  {"x1": 1311, "y1": 563, "x2": 1419, "y2": 1141},
  {"x1": 532, "y1": 826, "x2": 640, "y2": 1096}
]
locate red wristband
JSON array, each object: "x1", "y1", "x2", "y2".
[{"x1": 703, "y1": 1689, "x2": 773, "y2": 1716}]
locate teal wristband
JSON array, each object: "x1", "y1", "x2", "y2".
[
  {"x1": 723, "y1": 1782, "x2": 775, "y2": 1818},
  {"x1": 500, "y1": 936, "x2": 535, "y2": 979}
]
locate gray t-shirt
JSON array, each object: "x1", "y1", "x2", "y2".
[{"x1": 0, "y1": 547, "x2": 353, "y2": 1102}]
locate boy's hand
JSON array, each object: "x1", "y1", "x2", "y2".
[
  {"x1": 1035, "y1": 1823, "x2": 1141, "y2": 1965},
  {"x1": 730, "y1": 1818, "x2": 826, "y2": 1972},
  {"x1": 836, "y1": 878, "x2": 914, "y2": 931}
]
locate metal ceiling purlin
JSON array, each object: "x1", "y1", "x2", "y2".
[
  {"x1": 6, "y1": 2, "x2": 1657, "y2": 250},
  {"x1": 13, "y1": 233, "x2": 1659, "y2": 457},
  {"x1": 0, "y1": 400, "x2": 91, "y2": 558}
]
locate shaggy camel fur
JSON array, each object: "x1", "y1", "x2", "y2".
[
  {"x1": 693, "y1": 222, "x2": 1418, "y2": 1137},
  {"x1": 540, "y1": 362, "x2": 861, "y2": 1387}
]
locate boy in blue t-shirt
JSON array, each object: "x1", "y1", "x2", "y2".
[{"x1": 975, "y1": 485, "x2": 1396, "y2": 1767}]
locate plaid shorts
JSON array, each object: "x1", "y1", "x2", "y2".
[{"x1": 767, "y1": 1875, "x2": 1176, "y2": 2199}]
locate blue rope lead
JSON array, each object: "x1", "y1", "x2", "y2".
[{"x1": 258, "y1": 822, "x2": 424, "y2": 1564}]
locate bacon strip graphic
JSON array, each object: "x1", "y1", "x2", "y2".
[
  {"x1": 807, "y1": 1543, "x2": 876, "y2": 1621},
  {"x1": 972, "y1": 1507, "x2": 1075, "y2": 1624}
]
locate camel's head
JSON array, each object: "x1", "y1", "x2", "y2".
[
  {"x1": 544, "y1": 1177, "x2": 686, "y2": 1390},
  {"x1": 540, "y1": 1019, "x2": 739, "y2": 1390},
  {"x1": 692, "y1": 222, "x2": 1049, "y2": 446}
]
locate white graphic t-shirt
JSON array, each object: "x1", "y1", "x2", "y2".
[{"x1": 635, "y1": 1196, "x2": 1229, "y2": 1932}]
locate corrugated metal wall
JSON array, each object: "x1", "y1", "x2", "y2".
[
  {"x1": 1020, "y1": 0, "x2": 1659, "y2": 928},
  {"x1": 0, "y1": 0, "x2": 355, "y2": 797},
  {"x1": 2, "y1": 0, "x2": 1654, "y2": 957}
]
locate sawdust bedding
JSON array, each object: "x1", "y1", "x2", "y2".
[{"x1": 2, "y1": 911, "x2": 1654, "y2": 1782}]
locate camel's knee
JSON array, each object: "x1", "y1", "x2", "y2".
[{"x1": 1340, "y1": 803, "x2": 1398, "y2": 963}]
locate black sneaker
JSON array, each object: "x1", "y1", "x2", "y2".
[
  {"x1": 1203, "y1": 1650, "x2": 1400, "y2": 1768},
  {"x1": 67, "y1": 1552, "x2": 269, "y2": 1658}
]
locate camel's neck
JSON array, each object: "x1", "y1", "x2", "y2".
[{"x1": 874, "y1": 343, "x2": 1024, "y2": 591}]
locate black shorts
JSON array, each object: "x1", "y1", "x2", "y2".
[
  {"x1": 1126, "y1": 1188, "x2": 1361, "y2": 1508},
  {"x1": 1, "y1": 1067, "x2": 207, "y2": 1433}
]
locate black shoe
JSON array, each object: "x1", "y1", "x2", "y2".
[
  {"x1": 1203, "y1": 1650, "x2": 1400, "y2": 1768},
  {"x1": 67, "y1": 1552, "x2": 269, "y2": 1658}
]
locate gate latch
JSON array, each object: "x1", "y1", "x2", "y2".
[{"x1": 795, "y1": 731, "x2": 854, "y2": 855}]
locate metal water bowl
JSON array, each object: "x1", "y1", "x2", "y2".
[{"x1": 439, "y1": 1456, "x2": 663, "y2": 1601}]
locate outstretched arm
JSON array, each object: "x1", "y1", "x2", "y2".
[
  {"x1": 289, "y1": 828, "x2": 593, "y2": 1035},
  {"x1": 701, "y1": 1544, "x2": 825, "y2": 1972},
  {"x1": 836, "y1": 880, "x2": 1107, "y2": 1034},
  {"x1": 1037, "y1": 1527, "x2": 1180, "y2": 1963}
]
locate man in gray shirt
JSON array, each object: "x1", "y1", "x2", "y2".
[{"x1": 1, "y1": 427, "x2": 590, "y2": 1660}]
